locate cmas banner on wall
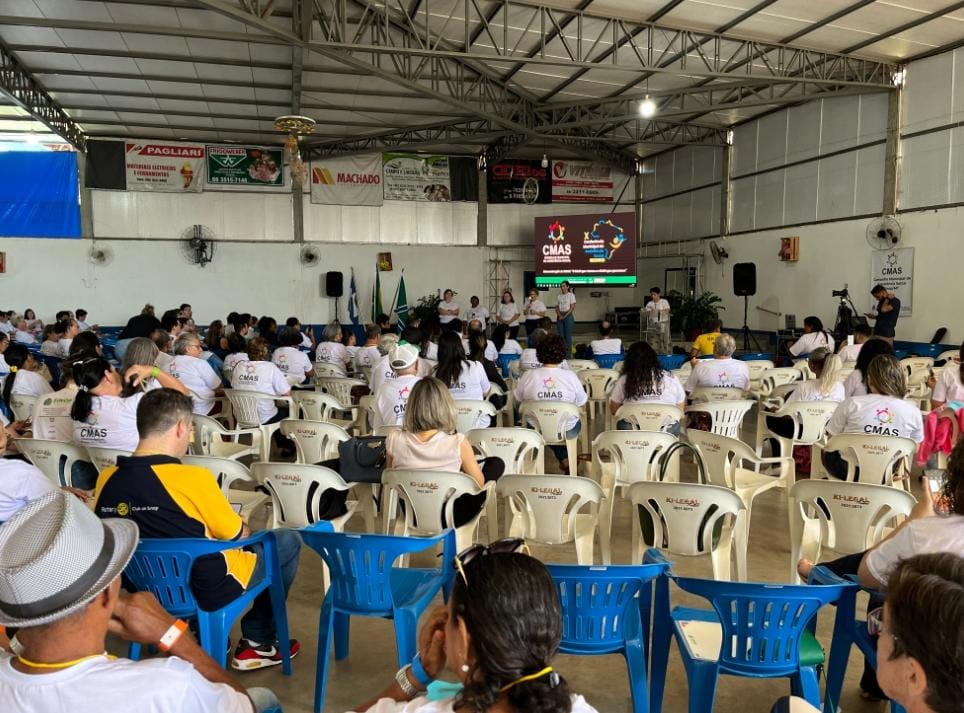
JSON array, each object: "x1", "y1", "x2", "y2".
[
  {"x1": 310, "y1": 154, "x2": 383, "y2": 206},
  {"x1": 870, "y1": 247, "x2": 914, "y2": 317},
  {"x1": 382, "y1": 153, "x2": 450, "y2": 201},
  {"x1": 125, "y1": 140, "x2": 204, "y2": 192},
  {"x1": 551, "y1": 160, "x2": 615, "y2": 203}
]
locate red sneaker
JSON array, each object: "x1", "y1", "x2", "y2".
[{"x1": 231, "y1": 638, "x2": 300, "y2": 671}]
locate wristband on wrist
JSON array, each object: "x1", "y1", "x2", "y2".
[
  {"x1": 410, "y1": 654, "x2": 433, "y2": 688},
  {"x1": 395, "y1": 665, "x2": 419, "y2": 698},
  {"x1": 151, "y1": 366, "x2": 160, "y2": 379},
  {"x1": 158, "y1": 619, "x2": 188, "y2": 652}
]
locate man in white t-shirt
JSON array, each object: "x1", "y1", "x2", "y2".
[
  {"x1": 643, "y1": 287, "x2": 671, "y2": 354},
  {"x1": 354, "y1": 324, "x2": 383, "y2": 373},
  {"x1": 373, "y1": 343, "x2": 423, "y2": 429},
  {"x1": 685, "y1": 334, "x2": 750, "y2": 393},
  {"x1": 271, "y1": 328, "x2": 313, "y2": 385},
  {"x1": 75, "y1": 309, "x2": 94, "y2": 332},
  {"x1": 0, "y1": 491, "x2": 276, "y2": 713},
  {"x1": 837, "y1": 324, "x2": 872, "y2": 363},
  {"x1": 169, "y1": 334, "x2": 223, "y2": 415},
  {"x1": 315, "y1": 323, "x2": 351, "y2": 370},
  {"x1": 438, "y1": 289, "x2": 460, "y2": 332},
  {"x1": 13, "y1": 319, "x2": 36, "y2": 345},
  {"x1": 463, "y1": 296, "x2": 489, "y2": 330},
  {"x1": 589, "y1": 321, "x2": 622, "y2": 356}
]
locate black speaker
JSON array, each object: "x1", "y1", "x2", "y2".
[
  {"x1": 325, "y1": 271, "x2": 344, "y2": 298},
  {"x1": 523, "y1": 270, "x2": 541, "y2": 295},
  {"x1": 733, "y1": 263, "x2": 756, "y2": 297}
]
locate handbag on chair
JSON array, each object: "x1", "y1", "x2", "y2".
[{"x1": 337, "y1": 436, "x2": 387, "y2": 484}]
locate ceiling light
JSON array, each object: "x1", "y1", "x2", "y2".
[
  {"x1": 893, "y1": 68, "x2": 906, "y2": 87},
  {"x1": 638, "y1": 95, "x2": 657, "y2": 119},
  {"x1": 541, "y1": 154, "x2": 548, "y2": 168}
]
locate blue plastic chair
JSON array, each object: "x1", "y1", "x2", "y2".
[
  {"x1": 546, "y1": 562, "x2": 670, "y2": 713},
  {"x1": 808, "y1": 567, "x2": 905, "y2": 713},
  {"x1": 647, "y1": 550, "x2": 855, "y2": 713},
  {"x1": 123, "y1": 530, "x2": 296, "y2": 672},
  {"x1": 497, "y1": 352, "x2": 521, "y2": 377},
  {"x1": 38, "y1": 353, "x2": 62, "y2": 388},
  {"x1": 594, "y1": 353, "x2": 624, "y2": 369},
  {"x1": 657, "y1": 354, "x2": 687, "y2": 371},
  {"x1": 738, "y1": 352, "x2": 774, "y2": 362},
  {"x1": 298, "y1": 527, "x2": 457, "y2": 713}
]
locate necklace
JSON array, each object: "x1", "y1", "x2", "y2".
[{"x1": 16, "y1": 653, "x2": 113, "y2": 670}]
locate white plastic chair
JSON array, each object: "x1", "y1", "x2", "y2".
[
  {"x1": 591, "y1": 430, "x2": 679, "y2": 565},
  {"x1": 745, "y1": 360, "x2": 775, "y2": 391},
  {"x1": 453, "y1": 399, "x2": 498, "y2": 433},
  {"x1": 190, "y1": 413, "x2": 260, "y2": 461},
  {"x1": 752, "y1": 368, "x2": 801, "y2": 399},
  {"x1": 467, "y1": 427, "x2": 545, "y2": 475},
  {"x1": 224, "y1": 389, "x2": 295, "y2": 461},
  {"x1": 906, "y1": 368, "x2": 933, "y2": 412},
  {"x1": 932, "y1": 406, "x2": 961, "y2": 470},
  {"x1": 900, "y1": 357, "x2": 934, "y2": 378},
  {"x1": 15, "y1": 438, "x2": 91, "y2": 488},
  {"x1": 759, "y1": 400, "x2": 839, "y2": 466},
  {"x1": 181, "y1": 454, "x2": 270, "y2": 517},
  {"x1": 497, "y1": 474, "x2": 603, "y2": 564},
  {"x1": 685, "y1": 399, "x2": 755, "y2": 439},
  {"x1": 314, "y1": 376, "x2": 366, "y2": 430},
  {"x1": 85, "y1": 446, "x2": 131, "y2": 474},
  {"x1": 485, "y1": 384, "x2": 510, "y2": 427},
  {"x1": 9, "y1": 394, "x2": 37, "y2": 422},
  {"x1": 519, "y1": 401, "x2": 582, "y2": 476},
  {"x1": 612, "y1": 403, "x2": 684, "y2": 433},
  {"x1": 357, "y1": 394, "x2": 376, "y2": 435},
  {"x1": 279, "y1": 419, "x2": 350, "y2": 465},
  {"x1": 628, "y1": 481, "x2": 747, "y2": 581},
  {"x1": 611, "y1": 360, "x2": 624, "y2": 374},
  {"x1": 822, "y1": 433, "x2": 917, "y2": 490},
  {"x1": 689, "y1": 386, "x2": 746, "y2": 403},
  {"x1": 251, "y1": 462, "x2": 356, "y2": 531},
  {"x1": 382, "y1": 468, "x2": 495, "y2": 552},
  {"x1": 566, "y1": 359, "x2": 598, "y2": 372},
  {"x1": 291, "y1": 390, "x2": 342, "y2": 422},
  {"x1": 579, "y1": 368, "x2": 618, "y2": 427},
  {"x1": 936, "y1": 350, "x2": 959, "y2": 366},
  {"x1": 788, "y1": 479, "x2": 916, "y2": 582},
  {"x1": 792, "y1": 360, "x2": 815, "y2": 381},
  {"x1": 313, "y1": 362, "x2": 347, "y2": 379}
]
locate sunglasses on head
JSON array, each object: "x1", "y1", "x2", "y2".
[{"x1": 454, "y1": 538, "x2": 529, "y2": 585}]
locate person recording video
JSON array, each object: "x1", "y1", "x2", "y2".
[{"x1": 865, "y1": 284, "x2": 901, "y2": 344}]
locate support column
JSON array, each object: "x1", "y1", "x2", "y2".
[
  {"x1": 292, "y1": 187, "x2": 305, "y2": 242},
  {"x1": 77, "y1": 151, "x2": 94, "y2": 239},
  {"x1": 883, "y1": 87, "x2": 902, "y2": 216},
  {"x1": 719, "y1": 139, "x2": 731, "y2": 238},
  {"x1": 477, "y1": 166, "x2": 488, "y2": 247}
]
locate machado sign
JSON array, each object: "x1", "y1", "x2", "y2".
[{"x1": 310, "y1": 154, "x2": 383, "y2": 206}]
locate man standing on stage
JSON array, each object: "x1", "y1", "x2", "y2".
[
  {"x1": 865, "y1": 284, "x2": 901, "y2": 344},
  {"x1": 644, "y1": 287, "x2": 671, "y2": 354}
]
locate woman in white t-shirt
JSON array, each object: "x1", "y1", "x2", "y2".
[
  {"x1": 823, "y1": 353, "x2": 924, "y2": 480},
  {"x1": 609, "y1": 341, "x2": 685, "y2": 432},
  {"x1": 230, "y1": 336, "x2": 292, "y2": 425},
  {"x1": 170, "y1": 333, "x2": 224, "y2": 415},
  {"x1": 764, "y1": 348, "x2": 844, "y2": 449},
  {"x1": 434, "y1": 333, "x2": 491, "y2": 426},
  {"x1": 496, "y1": 290, "x2": 521, "y2": 340},
  {"x1": 1, "y1": 344, "x2": 52, "y2": 401},
  {"x1": 491, "y1": 324, "x2": 524, "y2": 358},
  {"x1": 514, "y1": 334, "x2": 587, "y2": 474},
  {"x1": 931, "y1": 342, "x2": 964, "y2": 410},
  {"x1": 438, "y1": 289, "x2": 460, "y2": 332},
  {"x1": 789, "y1": 316, "x2": 835, "y2": 356},
  {"x1": 843, "y1": 337, "x2": 896, "y2": 397},
  {"x1": 346, "y1": 539, "x2": 599, "y2": 713},
  {"x1": 523, "y1": 288, "x2": 547, "y2": 339},
  {"x1": 222, "y1": 332, "x2": 249, "y2": 379},
  {"x1": 554, "y1": 281, "x2": 576, "y2": 355},
  {"x1": 685, "y1": 334, "x2": 750, "y2": 393},
  {"x1": 272, "y1": 327, "x2": 313, "y2": 386},
  {"x1": 315, "y1": 322, "x2": 352, "y2": 370}
]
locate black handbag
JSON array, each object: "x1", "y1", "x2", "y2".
[{"x1": 337, "y1": 436, "x2": 387, "y2": 484}]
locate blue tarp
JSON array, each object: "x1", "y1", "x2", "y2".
[{"x1": 0, "y1": 151, "x2": 81, "y2": 238}]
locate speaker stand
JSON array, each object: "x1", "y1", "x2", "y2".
[{"x1": 740, "y1": 295, "x2": 763, "y2": 353}]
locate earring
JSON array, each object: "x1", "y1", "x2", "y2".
[{"x1": 461, "y1": 664, "x2": 470, "y2": 673}]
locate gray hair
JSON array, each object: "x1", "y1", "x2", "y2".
[
  {"x1": 173, "y1": 332, "x2": 202, "y2": 356},
  {"x1": 714, "y1": 333, "x2": 736, "y2": 357},
  {"x1": 122, "y1": 337, "x2": 160, "y2": 370},
  {"x1": 322, "y1": 322, "x2": 342, "y2": 343},
  {"x1": 403, "y1": 377, "x2": 456, "y2": 434}
]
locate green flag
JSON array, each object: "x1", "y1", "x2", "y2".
[
  {"x1": 371, "y1": 265, "x2": 384, "y2": 322},
  {"x1": 394, "y1": 275, "x2": 409, "y2": 328}
]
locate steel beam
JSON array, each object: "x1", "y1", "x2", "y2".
[{"x1": 840, "y1": 2, "x2": 964, "y2": 55}]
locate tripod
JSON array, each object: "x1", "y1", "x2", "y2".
[{"x1": 740, "y1": 295, "x2": 763, "y2": 352}]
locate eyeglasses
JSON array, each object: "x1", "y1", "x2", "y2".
[
  {"x1": 867, "y1": 607, "x2": 897, "y2": 641},
  {"x1": 454, "y1": 538, "x2": 528, "y2": 585}
]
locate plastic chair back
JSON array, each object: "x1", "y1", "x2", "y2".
[
  {"x1": 519, "y1": 400, "x2": 581, "y2": 444},
  {"x1": 279, "y1": 419, "x2": 350, "y2": 464},
  {"x1": 567, "y1": 359, "x2": 598, "y2": 372},
  {"x1": 253, "y1": 462, "x2": 352, "y2": 528},
  {"x1": 759, "y1": 368, "x2": 802, "y2": 393},
  {"x1": 686, "y1": 430, "x2": 758, "y2": 489},
  {"x1": 466, "y1": 427, "x2": 545, "y2": 474},
  {"x1": 497, "y1": 474, "x2": 602, "y2": 545},
  {"x1": 686, "y1": 400, "x2": 754, "y2": 439},
  {"x1": 594, "y1": 354, "x2": 623, "y2": 370},
  {"x1": 315, "y1": 377, "x2": 365, "y2": 409},
  {"x1": 579, "y1": 369, "x2": 618, "y2": 401},
  {"x1": 689, "y1": 387, "x2": 746, "y2": 403},
  {"x1": 900, "y1": 357, "x2": 933, "y2": 376},
  {"x1": 9, "y1": 393, "x2": 37, "y2": 421},
  {"x1": 453, "y1": 399, "x2": 498, "y2": 433},
  {"x1": 593, "y1": 430, "x2": 678, "y2": 486},
  {"x1": 15, "y1": 438, "x2": 90, "y2": 487},
  {"x1": 85, "y1": 446, "x2": 131, "y2": 473},
  {"x1": 313, "y1": 363, "x2": 347, "y2": 379},
  {"x1": 823, "y1": 434, "x2": 917, "y2": 486},
  {"x1": 745, "y1": 360, "x2": 775, "y2": 381},
  {"x1": 497, "y1": 353, "x2": 520, "y2": 378},
  {"x1": 182, "y1": 454, "x2": 256, "y2": 493},
  {"x1": 772, "y1": 401, "x2": 839, "y2": 445},
  {"x1": 189, "y1": 414, "x2": 258, "y2": 460},
  {"x1": 383, "y1": 468, "x2": 483, "y2": 535},
  {"x1": 613, "y1": 403, "x2": 683, "y2": 432},
  {"x1": 224, "y1": 389, "x2": 268, "y2": 428},
  {"x1": 292, "y1": 391, "x2": 342, "y2": 421}
]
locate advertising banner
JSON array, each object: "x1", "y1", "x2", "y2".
[
  {"x1": 125, "y1": 141, "x2": 204, "y2": 192},
  {"x1": 382, "y1": 153, "x2": 450, "y2": 201},
  {"x1": 310, "y1": 153, "x2": 383, "y2": 206},
  {"x1": 486, "y1": 159, "x2": 551, "y2": 204},
  {"x1": 551, "y1": 160, "x2": 614, "y2": 203},
  {"x1": 534, "y1": 211, "x2": 636, "y2": 286},
  {"x1": 206, "y1": 145, "x2": 284, "y2": 187},
  {"x1": 870, "y1": 248, "x2": 914, "y2": 317}
]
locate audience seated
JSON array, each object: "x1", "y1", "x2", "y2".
[
  {"x1": 789, "y1": 316, "x2": 835, "y2": 357},
  {"x1": 75, "y1": 308, "x2": 94, "y2": 332},
  {"x1": 22, "y1": 309, "x2": 42, "y2": 337},
  {"x1": 370, "y1": 327, "x2": 432, "y2": 395},
  {"x1": 206, "y1": 319, "x2": 229, "y2": 359},
  {"x1": 120, "y1": 337, "x2": 162, "y2": 392},
  {"x1": 223, "y1": 332, "x2": 249, "y2": 374},
  {"x1": 688, "y1": 319, "x2": 722, "y2": 360},
  {"x1": 151, "y1": 329, "x2": 175, "y2": 372},
  {"x1": 609, "y1": 341, "x2": 685, "y2": 431},
  {"x1": 229, "y1": 337, "x2": 291, "y2": 425},
  {"x1": 435, "y1": 333, "x2": 491, "y2": 425},
  {"x1": 837, "y1": 324, "x2": 872, "y2": 362},
  {"x1": 13, "y1": 318, "x2": 37, "y2": 346},
  {"x1": 272, "y1": 328, "x2": 313, "y2": 385},
  {"x1": 491, "y1": 324, "x2": 523, "y2": 357},
  {"x1": 843, "y1": 337, "x2": 895, "y2": 397},
  {"x1": 68, "y1": 330, "x2": 101, "y2": 358},
  {"x1": 0, "y1": 427, "x2": 88, "y2": 524},
  {"x1": 0, "y1": 311, "x2": 13, "y2": 335},
  {"x1": 588, "y1": 321, "x2": 622, "y2": 356},
  {"x1": 116, "y1": 304, "x2": 161, "y2": 362},
  {"x1": 354, "y1": 323, "x2": 383, "y2": 371},
  {"x1": 466, "y1": 332, "x2": 507, "y2": 405},
  {"x1": 31, "y1": 360, "x2": 78, "y2": 442},
  {"x1": 169, "y1": 333, "x2": 223, "y2": 415},
  {"x1": 931, "y1": 340, "x2": 964, "y2": 411},
  {"x1": 2, "y1": 345, "x2": 53, "y2": 399},
  {"x1": 39, "y1": 323, "x2": 65, "y2": 358},
  {"x1": 685, "y1": 333, "x2": 749, "y2": 393},
  {"x1": 0, "y1": 333, "x2": 9, "y2": 378},
  {"x1": 764, "y1": 348, "x2": 843, "y2": 452},
  {"x1": 257, "y1": 316, "x2": 279, "y2": 347},
  {"x1": 315, "y1": 322, "x2": 352, "y2": 371},
  {"x1": 374, "y1": 343, "x2": 423, "y2": 429}
]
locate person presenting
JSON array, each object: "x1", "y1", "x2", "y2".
[
  {"x1": 643, "y1": 287, "x2": 671, "y2": 354},
  {"x1": 522, "y1": 289, "x2": 546, "y2": 338},
  {"x1": 554, "y1": 281, "x2": 576, "y2": 356},
  {"x1": 463, "y1": 296, "x2": 489, "y2": 330},
  {"x1": 865, "y1": 284, "x2": 901, "y2": 344},
  {"x1": 438, "y1": 290, "x2": 460, "y2": 333}
]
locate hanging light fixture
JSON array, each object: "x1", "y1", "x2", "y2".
[
  {"x1": 541, "y1": 153, "x2": 549, "y2": 168},
  {"x1": 274, "y1": 114, "x2": 316, "y2": 189},
  {"x1": 638, "y1": 95, "x2": 657, "y2": 119}
]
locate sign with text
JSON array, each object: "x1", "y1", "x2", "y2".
[
  {"x1": 206, "y1": 145, "x2": 284, "y2": 186},
  {"x1": 534, "y1": 211, "x2": 636, "y2": 286},
  {"x1": 551, "y1": 160, "x2": 614, "y2": 203},
  {"x1": 486, "y1": 159, "x2": 551, "y2": 204},
  {"x1": 310, "y1": 153, "x2": 383, "y2": 206},
  {"x1": 870, "y1": 247, "x2": 914, "y2": 317},
  {"x1": 382, "y1": 153, "x2": 450, "y2": 201},
  {"x1": 125, "y1": 141, "x2": 204, "y2": 192}
]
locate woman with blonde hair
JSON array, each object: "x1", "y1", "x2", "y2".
[{"x1": 386, "y1": 377, "x2": 504, "y2": 527}]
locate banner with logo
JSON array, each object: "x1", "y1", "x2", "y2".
[
  {"x1": 487, "y1": 159, "x2": 551, "y2": 204},
  {"x1": 382, "y1": 153, "x2": 450, "y2": 201},
  {"x1": 206, "y1": 145, "x2": 284, "y2": 187},
  {"x1": 551, "y1": 160, "x2": 614, "y2": 203},
  {"x1": 870, "y1": 247, "x2": 914, "y2": 316},
  {"x1": 124, "y1": 141, "x2": 204, "y2": 192},
  {"x1": 310, "y1": 153, "x2": 382, "y2": 206}
]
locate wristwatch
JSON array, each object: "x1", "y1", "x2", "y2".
[{"x1": 395, "y1": 665, "x2": 419, "y2": 698}]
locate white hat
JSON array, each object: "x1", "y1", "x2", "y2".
[
  {"x1": 0, "y1": 491, "x2": 138, "y2": 628},
  {"x1": 389, "y1": 342, "x2": 420, "y2": 371}
]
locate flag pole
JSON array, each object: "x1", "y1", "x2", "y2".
[{"x1": 388, "y1": 267, "x2": 403, "y2": 317}]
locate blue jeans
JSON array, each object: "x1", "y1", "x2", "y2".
[
  {"x1": 557, "y1": 314, "x2": 574, "y2": 354},
  {"x1": 548, "y1": 422, "x2": 581, "y2": 463},
  {"x1": 240, "y1": 529, "x2": 302, "y2": 643}
]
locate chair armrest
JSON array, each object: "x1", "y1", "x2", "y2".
[
  {"x1": 807, "y1": 565, "x2": 850, "y2": 586},
  {"x1": 643, "y1": 547, "x2": 673, "y2": 568},
  {"x1": 302, "y1": 521, "x2": 335, "y2": 533}
]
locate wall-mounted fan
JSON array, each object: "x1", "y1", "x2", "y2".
[
  {"x1": 866, "y1": 216, "x2": 902, "y2": 250},
  {"x1": 179, "y1": 224, "x2": 216, "y2": 267},
  {"x1": 300, "y1": 244, "x2": 321, "y2": 267},
  {"x1": 709, "y1": 240, "x2": 729, "y2": 264},
  {"x1": 87, "y1": 243, "x2": 114, "y2": 267}
]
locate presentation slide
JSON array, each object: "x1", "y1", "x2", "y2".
[{"x1": 534, "y1": 211, "x2": 636, "y2": 286}]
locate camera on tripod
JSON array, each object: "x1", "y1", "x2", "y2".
[{"x1": 832, "y1": 288, "x2": 849, "y2": 298}]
